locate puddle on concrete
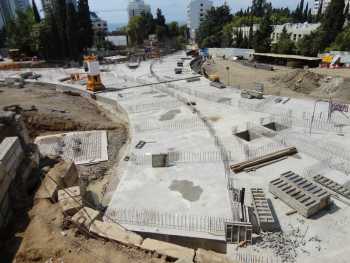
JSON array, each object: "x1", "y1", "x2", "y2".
[
  {"x1": 159, "y1": 109, "x2": 181, "y2": 121},
  {"x1": 169, "y1": 180, "x2": 203, "y2": 202}
]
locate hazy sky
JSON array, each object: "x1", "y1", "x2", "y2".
[
  {"x1": 88, "y1": 0, "x2": 313, "y2": 25},
  {"x1": 35, "y1": 0, "x2": 313, "y2": 25}
]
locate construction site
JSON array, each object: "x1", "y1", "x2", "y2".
[{"x1": 1, "y1": 49, "x2": 350, "y2": 263}]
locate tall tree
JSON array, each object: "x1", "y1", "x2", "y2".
[
  {"x1": 196, "y1": 5, "x2": 232, "y2": 47},
  {"x1": 251, "y1": 0, "x2": 269, "y2": 17},
  {"x1": 32, "y1": 0, "x2": 41, "y2": 23},
  {"x1": 321, "y1": 0, "x2": 346, "y2": 49},
  {"x1": 155, "y1": 8, "x2": 166, "y2": 27},
  {"x1": 271, "y1": 26, "x2": 295, "y2": 54},
  {"x1": 78, "y1": 0, "x2": 93, "y2": 51},
  {"x1": 253, "y1": 12, "x2": 273, "y2": 52},
  {"x1": 66, "y1": 3, "x2": 79, "y2": 59}
]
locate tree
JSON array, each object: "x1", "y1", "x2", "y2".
[
  {"x1": 78, "y1": 0, "x2": 93, "y2": 51},
  {"x1": 320, "y1": 0, "x2": 346, "y2": 50},
  {"x1": 297, "y1": 31, "x2": 323, "y2": 56},
  {"x1": 155, "y1": 8, "x2": 166, "y2": 27},
  {"x1": 271, "y1": 26, "x2": 295, "y2": 54},
  {"x1": 168, "y1": 22, "x2": 179, "y2": 38},
  {"x1": 330, "y1": 25, "x2": 350, "y2": 51},
  {"x1": 196, "y1": 5, "x2": 232, "y2": 47},
  {"x1": 127, "y1": 16, "x2": 146, "y2": 45},
  {"x1": 253, "y1": 12, "x2": 273, "y2": 52},
  {"x1": 251, "y1": 0, "x2": 269, "y2": 17},
  {"x1": 32, "y1": 0, "x2": 41, "y2": 23},
  {"x1": 5, "y1": 8, "x2": 38, "y2": 55},
  {"x1": 66, "y1": 3, "x2": 79, "y2": 59}
]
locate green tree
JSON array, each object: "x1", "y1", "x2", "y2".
[
  {"x1": 271, "y1": 26, "x2": 295, "y2": 54},
  {"x1": 196, "y1": 5, "x2": 232, "y2": 47},
  {"x1": 66, "y1": 3, "x2": 80, "y2": 59},
  {"x1": 78, "y1": 0, "x2": 93, "y2": 51},
  {"x1": 320, "y1": 0, "x2": 346, "y2": 49},
  {"x1": 155, "y1": 8, "x2": 166, "y2": 27},
  {"x1": 251, "y1": 0, "x2": 270, "y2": 17},
  {"x1": 5, "y1": 8, "x2": 38, "y2": 55},
  {"x1": 127, "y1": 16, "x2": 146, "y2": 45},
  {"x1": 168, "y1": 22, "x2": 179, "y2": 38},
  {"x1": 330, "y1": 25, "x2": 350, "y2": 51},
  {"x1": 253, "y1": 12, "x2": 273, "y2": 52},
  {"x1": 297, "y1": 31, "x2": 322, "y2": 56},
  {"x1": 32, "y1": 0, "x2": 41, "y2": 23}
]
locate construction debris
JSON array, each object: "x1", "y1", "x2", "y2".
[{"x1": 141, "y1": 238, "x2": 195, "y2": 261}]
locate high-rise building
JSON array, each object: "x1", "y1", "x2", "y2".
[
  {"x1": 313, "y1": 0, "x2": 350, "y2": 15},
  {"x1": 187, "y1": 0, "x2": 213, "y2": 40},
  {"x1": 0, "y1": 0, "x2": 30, "y2": 29},
  {"x1": 127, "y1": 0, "x2": 151, "y2": 21}
]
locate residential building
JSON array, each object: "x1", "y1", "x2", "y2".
[
  {"x1": 232, "y1": 22, "x2": 321, "y2": 44},
  {"x1": 127, "y1": 0, "x2": 151, "y2": 21},
  {"x1": 313, "y1": 0, "x2": 350, "y2": 15},
  {"x1": 271, "y1": 22, "x2": 321, "y2": 43},
  {"x1": 187, "y1": 0, "x2": 213, "y2": 40},
  {"x1": 90, "y1": 12, "x2": 108, "y2": 34},
  {"x1": 0, "y1": 0, "x2": 30, "y2": 29}
]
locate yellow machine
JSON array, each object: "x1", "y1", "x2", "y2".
[
  {"x1": 209, "y1": 74, "x2": 220, "y2": 82},
  {"x1": 84, "y1": 55, "x2": 105, "y2": 92}
]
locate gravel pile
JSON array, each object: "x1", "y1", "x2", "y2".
[{"x1": 256, "y1": 220, "x2": 322, "y2": 263}]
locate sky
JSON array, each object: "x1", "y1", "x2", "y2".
[
  {"x1": 87, "y1": 0, "x2": 313, "y2": 25},
  {"x1": 35, "y1": 0, "x2": 313, "y2": 28}
]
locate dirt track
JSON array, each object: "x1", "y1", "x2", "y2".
[{"x1": 203, "y1": 58, "x2": 350, "y2": 103}]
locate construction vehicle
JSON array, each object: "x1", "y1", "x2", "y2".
[
  {"x1": 8, "y1": 49, "x2": 21, "y2": 61},
  {"x1": 84, "y1": 55, "x2": 105, "y2": 92},
  {"x1": 241, "y1": 89, "x2": 263, "y2": 99},
  {"x1": 209, "y1": 74, "x2": 220, "y2": 82}
]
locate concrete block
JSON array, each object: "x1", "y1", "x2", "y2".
[
  {"x1": 59, "y1": 196, "x2": 82, "y2": 216},
  {"x1": 89, "y1": 220, "x2": 143, "y2": 246},
  {"x1": 71, "y1": 207, "x2": 99, "y2": 229},
  {"x1": 269, "y1": 171, "x2": 331, "y2": 218},
  {"x1": 58, "y1": 186, "x2": 80, "y2": 201},
  {"x1": 195, "y1": 249, "x2": 236, "y2": 263},
  {"x1": 0, "y1": 137, "x2": 23, "y2": 179},
  {"x1": 141, "y1": 238, "x2": 195, "y2": 261}
]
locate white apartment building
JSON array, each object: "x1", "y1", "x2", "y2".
[
  {"x1": 313, "y1": 0, "x2": 350, "y2": 15},
  {"x1": 127, "y1": 0, "x2": 151, "y2": 21},
  {"x1": 233, "y1": 22, "x2": 321, "y2": 44},
  {"x1": 0, "y1": 0, "x2": 30, "y2": 29},
  {"x1": 271, "y1": 22, "x2": 321, "y2": 43},
  {"x1": 187, "y1": 0, "x2": 213, "y2": 40}
]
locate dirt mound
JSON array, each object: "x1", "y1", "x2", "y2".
[{"x1": 271, "y1": 70, "x2": 323, "y2": 95}]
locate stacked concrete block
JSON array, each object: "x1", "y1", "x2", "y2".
[
  {"x1": 251, "y1": 188, "x2": 278, "y2": 232},
  {"x1": 269, "y1": 171, "x2": 330, "y2": 218},
  {"x1": 58, "y1": 186, "x2": 82, "y2": 216},
  {"x1": 152, "y1": 153, "x2": 169, "y2": 168},
  {"x1": 313, "y1": 174, "x2": 350, "y2": 199},
  {"x1": 225, "y1": 222, "x2": 253, "y2": 245},
  {"x1": 0, "y1": 137, "x2": 23, "y2": 229}
]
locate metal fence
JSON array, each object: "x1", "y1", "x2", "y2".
[
  {"x1": 126, "y1": 100, "x2": 182, "y2": 113},
  {"x1": 105, "y1": 208, "x2": 230, "y2": 235},
  {"x1": 135, "y1": 118, "x2": 207, "y2": 132}
]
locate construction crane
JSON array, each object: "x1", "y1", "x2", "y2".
[{"x1": 83, "y1": 56, "x2": 105, "y2": 92}]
